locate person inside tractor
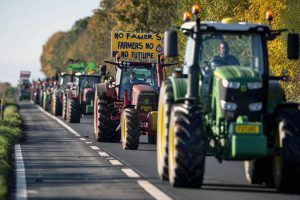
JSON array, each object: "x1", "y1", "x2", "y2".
[
  {"x1": 211, "y1": 41, "x2": 240, "y2": 66},
  {"x1": 124, "y1": 71, "x2": 144, "y2": 99}
]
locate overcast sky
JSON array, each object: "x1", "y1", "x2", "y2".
[{"x1": 0, "y1": 0, "x2": 100, "y2": 86}]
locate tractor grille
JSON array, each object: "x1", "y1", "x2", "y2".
[
  {"x1": 135, "y1": 93, "x2": 157, "y2": 113},
  {"x1": 85, "y1": 92, "x2": 95, "y2": 104},
  {"x1": 219, "y1": 82, "x2": 263, "y2": 121}
]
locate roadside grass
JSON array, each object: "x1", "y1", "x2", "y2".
[{"x1": 0, "y1": 87, "x2": 22, "y2": 200}]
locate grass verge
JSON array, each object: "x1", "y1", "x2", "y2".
[{"x1": 0, "y1": 86, "x2": 22, "y2": 200}]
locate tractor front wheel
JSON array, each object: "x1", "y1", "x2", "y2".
[
  {"x1": 273, "y1": 108, "x2": 300, "y2": 192},
  {"x1": 94, "y1": 96, "x2": 120, "y2": 142},
  {"x1": 168, "y1": 104, "x2": 206, "y2": 188},
  {"x1": 244, "y1": 157, "x2": 274, "y2": 186},
  {"x1": 121, "y1": 108, "x2": 140, "y2": 150},
  {"x1": 62, "y1": 96, "x2": 67, "y2": 120},
  {"x1": 67, "y1": 98, "x2": 80, "y2": 123},
  {"x1": 157, "y1": 80, "x2": 174, "y2": 181}
]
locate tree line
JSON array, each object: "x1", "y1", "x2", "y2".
[{"x1": 40, "y1": 0, "x2": 300, "y2": 101}]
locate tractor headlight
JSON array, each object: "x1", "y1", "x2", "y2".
[
  {"x1": 247, "y1": 82, "x2": 262, "y2": 89},
  {"x1": 222, "y1": 80, "x2": 240, "y2": 89},
  {"x1": 249, "y1": 102, "x2": 262, "y2": 111},
  {"x1": 221, "y1": 100, "x2": 237, "y2": 111}
]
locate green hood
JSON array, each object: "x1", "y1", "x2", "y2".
[{"x1": 213, "y1": 66, "x2": 261, "y2": 82}]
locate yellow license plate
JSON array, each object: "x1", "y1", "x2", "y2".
[
  {"x1": 141, "y1": 106, "x2": 152, "y2": 112},
  {"x1": 235, "y1": 125, "x2": 259, "y2": 134}
]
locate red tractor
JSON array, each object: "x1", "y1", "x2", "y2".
[{"x1": 94, "y1": 56, "x2": 173, "y2": 149}]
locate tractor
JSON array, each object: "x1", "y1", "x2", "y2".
[
  {"x1": 94, "y1": 56, "x2": 172, "y2": 149},
  {"x1": 157, "y1": 4, "x2": 300, "y2": 193},
  {"x1": 51, "y1": 73, "x2": 70, "y2": 116},
  {"x1": 62, "y1": 60, "x2": 102, "y2": 123}
]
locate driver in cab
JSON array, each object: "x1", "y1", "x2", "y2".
[
  {"x1": 124, "y1": 71, "x2": 143, "y2": 99},
  {"x1": 211, "y1": 41, "x2": 240, "y2": 66}
]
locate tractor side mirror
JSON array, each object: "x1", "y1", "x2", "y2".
[
  {"x1": 164, "y1": 30, "x2": 178, "y2": 57},
  {"x1": 99, "y1": 64, "x2": 107, "y2": 76},
  {"x1": 287, "y1": 33, "x2": 299, "y2": 59}
]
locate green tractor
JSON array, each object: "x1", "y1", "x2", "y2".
[
  {"x1": 157, "y1": 5, "x2": 300, "y2": 193},
  {"x1": 62, "y1": 60, "x2": 102, "y2": 123}
]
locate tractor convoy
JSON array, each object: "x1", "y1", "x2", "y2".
[{"x1": 29, "y1": 4, "x2": 300, "y2": 194}]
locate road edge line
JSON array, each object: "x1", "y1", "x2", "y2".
[
  {"x1": 121, "y1": 168, "x2": 140, "y2": 178},
  {"x1": 37, "y1": 106, "x2": 80, "y2": 137},
  {"x1": 15, "y1": 144, "x2": 27, "y2": 200},
  {"x1": 138, "y1": 180, "x2": 172, "y2": 200}
]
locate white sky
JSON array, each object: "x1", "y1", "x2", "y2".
[{"x1": 0, "y1": 0, "x2": 100, "y2": 86}]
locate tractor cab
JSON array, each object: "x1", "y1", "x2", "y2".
[{"x1": 116, "y1": 63, "x2": 159, "y2": 101}]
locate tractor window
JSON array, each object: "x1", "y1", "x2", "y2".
[
  {"x1": 183, "y1": 33, "x2": 265, "y2": 75},
  {"x1": 78, "y1": 76, "x2": 100, "y2": 90},
  {"x1": 60, "y1": 75, "x2": 70, "y2": 87},
  {"x1": 120, "y1": 66, "x2": 158, "y2": 100}
]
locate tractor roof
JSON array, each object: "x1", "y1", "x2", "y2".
[
  {"x1": 181, "y1": 21, "x2": 271, "y2": 33},
  {"x1": 105, "y1": 60, "x2": 175, "y2": 69}
]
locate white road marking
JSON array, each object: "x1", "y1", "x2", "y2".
[
  {"x1": 121, "y1": 168, "x2": 140, "y2": 178},
  {"x1": 98, "y1": 152, "x2": 109, "y2": 157},
  {"x1": 37, "y1": 105, "x2": 172, "y2": 199},
  {"x1": 85, "y1": 141, "x2": 92, "y2": 144},
  {"x1": 27, "y1": 190, "x2": 38, "y2": 194},
  {"x1": 37, "y1": 106, "x2": 80, "y2": 137},
  {"x1": 15, "y1": 144, "x2": 27, "y2": 200},
  {"x1": 90, "y1": 146, "x2": 100, "y2": 150},
  {"x1": 138, "y1": 180, "x2": 172, "y2": 200},
  {"x1": 79, "y1": 138, "x2": 86, "y2": 141},
  {"x1": 109, "y1": 160, "x2": 123, "y2": 166}
]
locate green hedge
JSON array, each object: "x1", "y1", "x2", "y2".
[{"x1": 0, "y1": 87, "x2": 22, "y2": 200}]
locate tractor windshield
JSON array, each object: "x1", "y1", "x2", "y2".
[
  {"x1": 183, "y1": 32, "x2": 264, "y2": 74},
  {"x1": 60, "y1": 75, "x2": 70, "y2": 87},
  {"x1": 120, "y1": 66, "x2": 158, "y2": 100},
  {"x1": 78, "y1": 75, "x2": 100, "y2": 90}
]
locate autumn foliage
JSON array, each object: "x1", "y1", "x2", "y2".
[{"x1": 40, "y1": 0, "x2": 300, "y2": 101}]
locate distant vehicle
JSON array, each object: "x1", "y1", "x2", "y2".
[{"x1": 19, "y1": 71, "x2": 31, "y2": 101}]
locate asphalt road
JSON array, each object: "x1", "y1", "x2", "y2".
[{"x1": 17, "y1": 102, "x2": 300, "y2": 200}]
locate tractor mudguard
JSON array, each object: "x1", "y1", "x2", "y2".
[
  {"x1": 95, "y1": 82, "x2": 116, "y2": 99},
  {"x1": 169, "y1": 77, "x2": 187, "y2": 101},
  {"x1": 123, "y1": 105, "x2": 135, "y2": 110},
  {"x1": 267, "y1": 80, "x2": 286, "y2": 114}
]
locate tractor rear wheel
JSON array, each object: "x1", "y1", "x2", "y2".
[
  {"x1": 52, "y1": 94, "x2": 62, "y2": 116},
  {"x1": 62, "y1": 96, "x2": 67, "y2": 120},
  {"x1": 94, "y1": 96, "x2": 120, "y2": 142},
  {"x1": 67, "y1": 98, "x2": 80, "y2": 123},
  {"x1": 168, "y1": 104, "x2": 206, "y2": 188},
  {"x1": 273, "y1": 108, "x2": 300, "y2": 192},
  {"x1": 157, "y1": 80, "x2": 174, "y2": 181},
  {"x1": 121, "y1": 108, "x2": 140, "y2": 150},
  {"x1": 244, "y1": 157, "x2": 274, "y2": 186},
  {"x1": 148, "y1": 135, "x2": 156, "y2": 144}
]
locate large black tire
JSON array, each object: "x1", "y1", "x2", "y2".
[
  {"x1": 148, "y1": 135, "x2": 156, "y2": 144},
  {"x1": 121, "y1": 108, "x2": 140, "y2": 150},
  {"x1": 39, "y1": 93, "x2": 44, "y2": 107},
  {"x1": 66, "y1": 98, "x2": 81, "y2": 123},
  {"x1": 62, "y1": 96, "x2": 67, "y2": 120},
  {"x1": 94, "y1": 96, "x2": 120, "y2": 142},
  {"x1": 273, "y1": 108, "x2": 300, "y2": 193},
  {"x1": 244, "y1": 157, "x2": 274, "y2": 186},
  {"x1": 45, "y1": 94, "x2": 52, "y2": 112},
  {"x1": 157, "y1": 80, "x2": 174, "y2": 181},
  {"x1": 168, "y1": 104, "x2": 206, "y2": 188},
  {"x1": 52, "y1": 94, "x2": 62, "y2": 116}
]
